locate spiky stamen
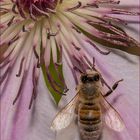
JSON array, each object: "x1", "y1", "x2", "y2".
[
  {"x1": 16, "y1": 57, "x2": 25, "y2": 77},
  {"x1": 67, "y1": 1, "x2": 82, "y2": 12}
]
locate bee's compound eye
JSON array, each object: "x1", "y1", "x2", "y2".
[
  {"x1": 81, "y1": 75, "x2": 88, "y2": 83},
  {"x1": 93, "y1": 74, "x2": 100, "y2": 81}
]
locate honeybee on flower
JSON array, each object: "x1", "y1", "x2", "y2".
[{"x1": 0, "y1": 0, "x2": 140, "y2": 140}]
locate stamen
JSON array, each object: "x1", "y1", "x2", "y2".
[
  {"x1": 92, "y1": 57, "x2": 95, "y2": 68},
  {"x1": 53, "y1": 78, "x2": 68, "y2": 93},
  {"x1": 112, "y1": 79, "x2": 123, "y2": 90},
  {"x1": 33, "y1": 46, "x2": 40, "y2": 68},
  {"x1": 28, "y1": 92, "x2": 34, "y2": 109},
  {"x1": 73, "y1": 66, "x2": 84, "y2": 74},
  {"x1": 12, "y1": 4, "x2": 18, "y2": 14},
  {"x1": 13, "y1": 71, "x2": 28, "y2": 105},
  {"x1": 82, "y1": 55, "x2": 93, "y2": 69},
  {"x1": 29, "y1": 5, "x2": 36, "y2": 20},
  {"x1": 87, "y1": 40, "x2": 111, "y2": 55},
  {"x1": 67, "y1": 1, "x2": 82, "y2": 12},
  {"x1": 72, "y1": 42, "x2": 81, "y2": 51},
  {"x1": 16, "y1": 57, "x2": 25, "y2": 77},
  {"x1": 63, "y1": 48, "x2": 79, "y2": 84},
  {"x1": 16, "y1": 1, "x2": 26, "y2": 18},
  {"x1": 40, "y1": 47, "x2": 45, "y2": 66},
  {"x1": 104, "y1": 79, "x2": 123, "y2": 97},
  {"x1": 83, "y1": 3, "x2": 99, "y2": 8},
  {"x1": 97, "y1": 0, "x2": 120, "y2": 4},
  {"x1": 46, "y1": 8, "x2": 56, "y2": 14},
  {"x1": 0, "y1": 60, "x2": 10, "y2": 69},
  {"x1": 29, "y1": 66, "x2": 38, "y2": 109},
  {"x1": 72, "y1": 26, "x2": 81, "y2": 34},
  {"x1": 22, "y1": 25, "x2": 28, "y2": 32},
  {"x1": 47, "y1": 29, "x2": 59, "y2": 39},
  {"x1": 0, "y1": 67, "x2": 10, "y2": 85},
  {"x1": 73, "y1": 55, "x2": 86, "y2": 72},
  {"x1": 112, "y1": 9, "x2": 140, "y2": 15},
  {"x1": 54, "y1": 63, "x2": 69, "y2": 93},
  {"x1": 101, "y1": 77, "x2": 112, "y2": 90},
  {"x1": 32, "y1": 4, "x2": 50, "y2": 17},
  {"x1": 46, "y1": 70, "x2": 66, "y2": 95},
  {"x1": 103, "y1": 15, "x2": 127, "y2": 25},
  {"x1": 71, "y1": 68, "x2": 78, "y2": 84},
  {"x1": 7, "y1": 16, "x2": 15, "y2": 26},
  {"x1": 87, "y1": 20, "x2": 126, "y2": 35},
  {"x1": 32, "y1": 67, "x2": 38, "y2": 99},
  {"x1": 8, "y1": 36, "x2": 19, "y2": 46}
]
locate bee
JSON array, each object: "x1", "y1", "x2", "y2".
[{"x1": 51, "y1": 69, "x2": 124, "y2": 140}]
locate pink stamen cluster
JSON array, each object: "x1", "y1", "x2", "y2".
[{"x1": 12, "y1": 0, "x2": 58, "y2": 19}]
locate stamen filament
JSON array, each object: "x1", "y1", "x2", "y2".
[{"x1": 16, "y1": 57, "x2": 25, "y2": 77}]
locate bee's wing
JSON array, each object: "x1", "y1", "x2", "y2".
[
  {"x1": 51, "y1": 94, "x2": 79, "y2": 131},
  {"x1": 100, "y1": 95, "x2": 125, "y2": 132}
]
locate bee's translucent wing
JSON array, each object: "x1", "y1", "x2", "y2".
[
  {"x1": 100, "y1": 95, "x2": 125, "y2": 132},
  {"x1": 51, "y1": 94, "x2": 79, "y2": 131}
]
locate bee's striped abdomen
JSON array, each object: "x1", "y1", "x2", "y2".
[{"x1": 78, "y1": 103, "x2": 102, "y2": 140}]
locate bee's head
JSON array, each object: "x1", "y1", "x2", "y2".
[
  {"x1": 80, "y1": 69, "x2": 100, "y2": 84},
  {"x1": 80, "y1": 69, "x2": 101, "y2": 96}
]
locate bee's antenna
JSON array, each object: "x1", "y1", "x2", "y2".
[
  {"x1": 73, "y1": 66, "x2": 84, "y2": 74},
  {"x1": 92, "y1": 57, "x2": 95, "y2": 68}
]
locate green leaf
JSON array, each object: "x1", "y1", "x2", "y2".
[{"x1": 41, "y1": 46, "x2": 66, "y2": 105}]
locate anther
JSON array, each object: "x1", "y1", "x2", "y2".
[
  {"x1": 67, "y1": 1, "x2": 82, "y2": 11},
  {"x1": 7, "y1": 16, "x2": 15, "y2": 26},
  {"x1": 12, "y1": 4, "x2": 18, "y2": 14},
  {"x1": 87, "y1": 40, "x2": 111, "y2": 55},
  {"x1": 112, "y1": 79, "x2": 123, "y2": 90},
  {"x1": 72, "y1": 43, "x2": 81, "y2": 51},
  {"x1": 33, "y1": 46, "x2": 40, "y2": 68},
  {"x1": 22, "y1": 25, "x2": 28, "y2": 32},
  {"x1": 86, "y1": 3, "x2": 99, "y2": 8},
  {"x1": 92, "y1": 57, "x2": 95, "y2": 68},
  {"x1": 13, "y1": 71, "x2": 27, "y2": 105},
  {"x1": 16, "y1": 57, "x2": 25, "y2": 77},
  {"x1": 104, "y1": 79, "x2": 123, "y2": 97},
  {"x1": 47, "y1": 29, "x2": 59, "y2": 39},
  {"x1": 28, "y1": 66, "x2": 38, "y2": 109},
  {"x1": 28, "y1": 93, "x2": 34, "y2": 109},
  {"x1": 8, "y1": 36, "x2": 19, "y2": 46}
]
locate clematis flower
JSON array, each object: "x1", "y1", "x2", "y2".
[{"x1": 0, "y1": 0, "x2": 140, "y2": 140}]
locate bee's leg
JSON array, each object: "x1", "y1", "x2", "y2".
[{"x1": 104, "y1": 79, "x2": 123, "y2": 97}]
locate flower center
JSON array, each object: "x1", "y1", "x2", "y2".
[{"x1": 16, "y1": 0, "x2": 58, "y2": 18}]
